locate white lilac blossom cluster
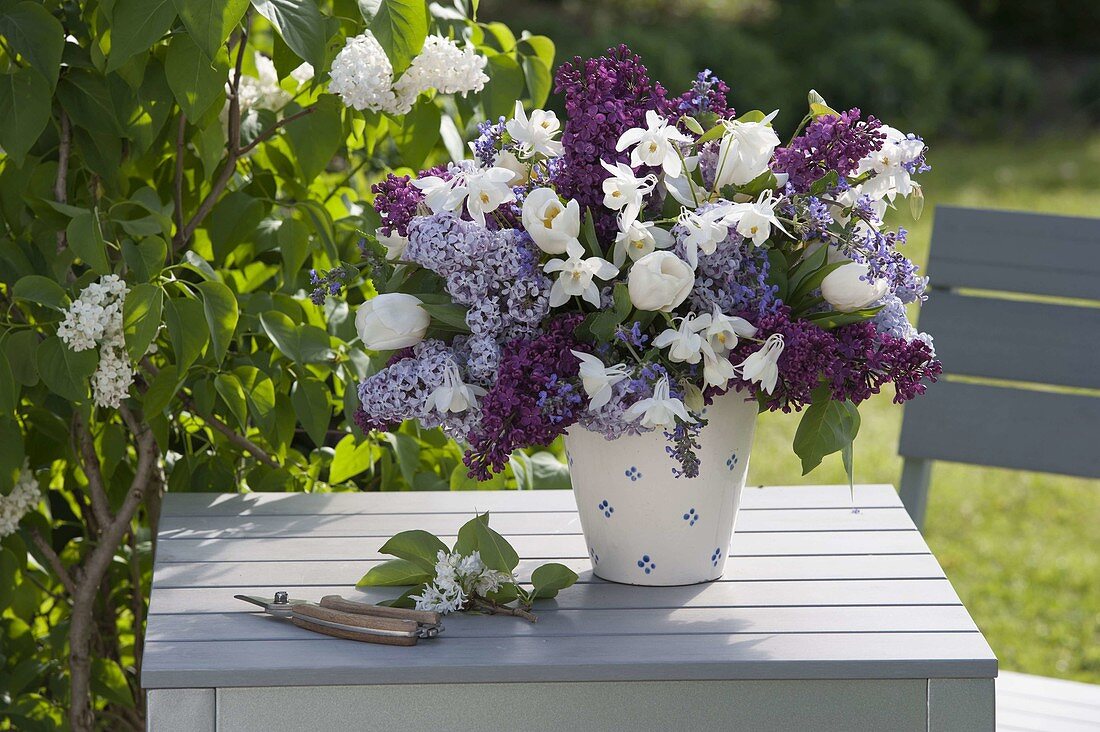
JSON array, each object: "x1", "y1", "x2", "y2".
[
  {"x1": 350, "y1": 49, "x2": 941, "y2": 479},
  {"x1": 0, "y1": 462, "x2": 40, "y2": 538},
  {"x1": 410, "y1": 550, "x2": 514, "y2": 614},
  {"x1": 57, "y1": 275, "x2": 136, "y2": 409},
  {"x1": 329, "y1": 32, "x2": 487, "y2": 116}
]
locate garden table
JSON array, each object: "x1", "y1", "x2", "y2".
[{"x1": 141, "y1": 485, "x2": 997, "y2": 731}]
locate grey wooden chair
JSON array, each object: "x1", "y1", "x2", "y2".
[{"x1": 897, "y1": 205, "x2": 1100, "y2": 732}]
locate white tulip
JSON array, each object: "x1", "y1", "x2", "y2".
[
  {"x1": 355, "y1": 293, "x2": 431, "y2": 351},
  {"x1": 506, "y1": 100, "x2": 564, "y2": 159},
  {"x1": 624, "y1": 375, "x2": 695, "y2": 429},
  {"x1": 616, "y1": 110, "x2": 693, "y2": 178},
  {"x1": 543, "y1": 254, "x2": 618, "y2": 308},
  {"x1": 627, "y1": 251, "x2": 695, "y2": 312},
  {"x1": 734, "y1": 333, "x2": 784, "y2": 394},
  {"x1": 611, "y1": 216, "x2": 673, "y2": 267},
  {"x1": 570, "y1": 350, "x2": 628, "y2": 411},
  {"x1": 820, "y1": 262, "x2": 889, "y2": 312},
  {"x1": 522, "y1": 188, "x2": 582, "y2": 256},
  {"x1": 712, "y1": 111, "x2": 781, "y2": 189}
]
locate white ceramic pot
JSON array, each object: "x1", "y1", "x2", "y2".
[{"x1": 564, "y1": 394, "x2": 757, "y2": 586}]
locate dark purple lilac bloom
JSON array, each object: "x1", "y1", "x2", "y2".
[
  {"x1": 772, "y1": 109, "x2": 885, "y2": 194},
  {"x1": 371, "y1": 165, "x2": 450, "y2": 236},
  {"x1": 553, "y1": 45, "x2": 673, "y2": 242},
  {"x1": 676, "y1": 69, "x2": 733, "y2": 119}
]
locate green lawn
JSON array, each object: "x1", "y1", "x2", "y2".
[{"x1": 745, "y1": 133, "x2": 1100, "y2": 683}]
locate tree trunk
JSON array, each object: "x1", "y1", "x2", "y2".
[{"x1": 68, "y1": 591, "x2": 97, "y2": 731}]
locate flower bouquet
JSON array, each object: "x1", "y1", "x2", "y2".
[{"x1": 341, "y1": 46, "x2": 939, "y2": 585}]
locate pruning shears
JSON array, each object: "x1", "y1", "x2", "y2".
[{"x1": 235, "y1": 591, "x2": 444, "y2": 646}]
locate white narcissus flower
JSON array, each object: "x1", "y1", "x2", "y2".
[
  {"x1": 677, "y1": 204, "x2": 733, "y2": 267},
  {"x1": 856, "y1": 124, "x2": 925, "y2": 201},
  {"x1": 462, "y1": 167, "x2": 517, "y2": 226},
  {"x1": 627, "y1": 251, "x2": 695, "y2": 312},
  {"x1": 820, "y1": 262, "x2": 889, "y2": 312},
  {"x1": 544, "y1": 254, "x2": 618, "y2": 308},
  {"x1": 428, "y1": 363, "x2": 487, "y2": 414},
  {"x1": 506, "y1": 101, "x2": 564, "y2": 159},
  {"x1": 624, "y1": 376, "x2": 695, "y2": 429},
  {"x1": 378, "y1": 231, "x2": 409, "y2": 261},
  {"x1": 570, "y1": 350, "x2": 629, "y2": 411},
  {"x1": 522, "y1": 188, "x2": 582, "y2": 256},
  {"x1": 355, "y1": 293, "x2": 431, "y2": 350},
  {"x1": 712, "y1": 110, "x2": 781, "y2": 189},
  {"x1": 652, "y1": 313, "x2": 710, "y2": 365},
  {"x1": 705, "y1": 305, "x2": 757, "y2": 356},
  {"x1": 727, "y1": 190, "x2": 790, "y2": 247},
  {"x1": 616, "y1": 110, "x2": 693, "y2": 178},
  {"x1": 734, "y1": 333, "x2": 785, "y2": 394},
  {"x1": 600, "y1": 160, "x2": 657, "y2": 223},
  {"x1": 611, "y1": 216, "x2": 673, "y2": 267}
]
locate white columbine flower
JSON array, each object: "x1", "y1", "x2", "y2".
[
  {"x1": 701, "y1": 342, "x2": 738, "y2": 390},
  {"x1": 391, "y1": 35, "x2": 489, "y2": 114},
  {"x1": 616, "y1": 110, "x2": 693, "y2": 178},
  {"x1": 328, "y1": 32, "x2": 398, "y2": 113},
  {"x1": 856, "y1": 124, "x2": 925, "y2": 201},
  {"x1": 571, "y1": 350, "x2": 629, "y2": 411},
  {"x1": 624, "y1": 375, "x2": 695, "y2": 429},
  {"x1": 428, "y1": 363, "x2": 487, "y2": 414},
  {"x1": 611, "y1": 216, "x2": 673, "y2": 267},
  {"x1": 522, "y1": 188, "x2": 582, "y2": 256},
  {"x1": 378, "y1": 231, "x2": 409, "y2": 261},
  {"x1": 712, "y1": 111, "x2": 782, "y2": 189},
  {"x1": 600, "y1": 160, "x2": 657, "y2": 223},
  {"x1": 727, "y1": 190, "x2": 790, "y2": 247},
  {"x1": 506, "y1": 100, "x2": 563, "y2": 159},
  {"x1": 705, "y1": 305, "x2": 758, "y2": 356},
  {"x1": 676, "y1": 204, "x2": 733, "y2": 268},
  {"x1": 412, "y1": 172, "x2": 467, "y2": 214},
  {"x1": 544, "y1": 254, "x2": 618, "y2": 308},
  {"x1": 734, "y1": 333, "x2": 785, "y2": 394},
  {"x1": 652, "y1": 312, "x2": 710, "y2": 365},
  {"x1": 0, "y1": 462, "x2": 40, "y2": 538},
  {"x1": 462, "y1": 167, "x2": 517, "y2": 226}
]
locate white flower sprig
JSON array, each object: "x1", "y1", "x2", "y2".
[
  {"x1": 57, "y1": 275, "x2": 136, "y2": 409},
  {"x1": 0, "y1": 462, "x2": 40, "y2": 538}
]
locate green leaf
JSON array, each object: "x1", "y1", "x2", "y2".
[
  {"x1": 329, "y1": 433, "x2": 380, "y2": 484},
  {"x1": 589, "y1": 283, "x2": 632, "y2": 342},
  {"x1": 12, "y1": 275, "x2": 67, "y2": 311},
  {"x1": 285, "y1": 96, "x2": 344, "y2": 184},
  {"x1": 370, "y1": 0, "x2": 428, "y2": 74},
  {"x1": 250, "y1": 0, "x2": 328, "y2": 70},
  {"x1": 2, "y1": 331, "x2": 39, "y2": 386},
  {"x1": 418, "y1": 302, "x2": 470, "y2": 332},
  {"x1": 195, "y1": 281, "x2": 239, "y2": 364},
  {"x1": 90, "y1": 658, "x2": 133, "y2": 708},
  {"x1": 528, "y1": 451, "x2": 571, "y2": 490},
  {"x1": 809, "y1": 169, "x2": 840, "y2": 197},
  {"x1": 122, "y1": 284, "x2": 164, "y2": 360},
  {"x1": 482, "y1": 53, "x2": 524, "y2": 120},
  {"x1": 804, "y1": 306, "x2": 883, "y2": 330},
  {"x1": 165, "y1": 34, "x2": 229, "y2": 120},
  {"x1": 580, "y1": 207, "x2": 601, "y2": 258},
  {"x1": 0, "y1": 418, "x2": 24, "y2": 493},
  {"x1": 379, "y1": 431, "x2": 420, "y2": 485},
  {"x1": 389, "y1": 98, "x2": 440, "y2": 169},
  {"x1": 529, "y1": 562, "x2": 578, "y2": 599},
  {"x1": 172, "y1": 0, "x2": 250, "y2": 61},
  {"x1": 291, "y1": 377, "x2": 329, "y2": 446},
  {"x1": 277, "y1": 218, "x2": 311, "y2": 288},
  {"x1": 214, "y1": 373, "x2": 248, "y2": 429},
  {"x1": 356, "y1": 558, "x2": 432, "y2": 587},
  {"x1": 473, "y1": 518, "x2": 519, "y2": 572},
  {"x1": 165, "y1": 298, "x2": 209, "y2": 372},
  {"x1": 786, "y1": 242, "x2": 829, "y2": 295},
  {"x1": 517, "y1": 33, "x2": 554, "y2": 67},
  {"x1": 141, "y1": 364, "x2": 179, "y2": 417},
  {"x1": 452, "y1": 512, "x2": 486, "y2": 556},
  {"x1": 208, "y1": 191, "x2": 266, "y2": 261},
  {"x1": 0, "y1": 2, "x2": 64, "y2": 89},
  {"x1": 36, "y1": 336, "x2": 97, "y2": 402},
  {"x1": 521, "y1": 55, "x2": 551, "y2": 108},
  {"x1": 0, "y1": 68, "x2": 51, "y2": 164},
  {"x1": 0, "y1": 350, "x2": 16, "y2": 416},
  {"x1": 260, "y1": 310, "x2": 333, "y2": 363},
  {"x1": 122, "y1": 237, "x2": 168, "y2": 281},
  {"x1": 792, "y1": 388, "x2": 861, "y2": 475},
  {"x1": 182, "y1": 250, "x2": 218, "y2": 281},
  {"x1": 379, "y1": 529, "x2": 448, "y2": 573},
  {"x1": 56, "y1": 69, "x2": 125, "y2": 136},
  {"x1": 107, "y1": 0, "x2": 178, "y2": 71},
  {"x1": 65, "y1": 211, "x2": 111, "y2": 275}
]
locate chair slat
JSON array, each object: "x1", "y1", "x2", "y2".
[
  {"x1": 899, "y1": 380, "x2": 1100, "y2": 478},
  {"x1": 916, "y1": 291, "x2": 1100, "y2": 389},
  {"x1": 927, "y1": 206, "x2": 1100, "y2": 299}
]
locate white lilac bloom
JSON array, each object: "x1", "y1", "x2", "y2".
[
  {"x1": 0, "y1": 462, "x2": 40, "y2": 538},
  {"x1": 428, "y1": 363, "x2": 487, "y2": 414},
  {"x1": 57, "y1": 275, "x2": 136, "y2": 409},
  {"x1": 236, "y1": 53, "x2": 291, "y2": 113},
  {"x1": 652, "y1": 312, "x2": 710, "y2": 365},
  {"x1": 857, "y1": 124, "x2": 925, "y2": 201},
  {"x1": 378, "y1": 231, "x2": 409, "y2": 261},
  {"x1": 600, "y1": 160, "x2": 657, "y2": 223},
  {"x1": 624, "y1": 375, "x2": 695, "y2": 429},
  {"x1": 611, "y1": 216, "x2": 673, "y2": 267},
  {"x1": 712, "y1": 110, "x2": 782, "y2": 189},
  {"x1": 734, "y1": 333, "x2": 785, "y2": 394},
  {"x1": 506, "y1": 100, "x2": 564, "y2": 159},
  {"x1": 615, "y1": 110, "x2": 693, "y2": 178},
  {"x1": 726, "y1": 190, "x2": 790, "y2": 247},
  {"x1": 328, "y1": 32, "x2": 398, "y2": 113},
  {"x1": 544, "y1": 254, "x2": 618, "y2": 308},
  {"x1": 627, "y1": 251, "x2": 694, "y2": 312},
  {"x1": 820, "y1": 262, "x2": 889, "y2": 312},
  {"x1": 571, "y1": 350, "x2": 629, "y2": 410},
  {"x1": 522, "y1": 188, "x2": 582, "y2": 256},
  {"x1": 705, "y1": 305, "x2": 757, "y2": 356},
  {"x1": 411, "y1": 579, "x2": 466, "y2": 614},
  {"x1": 462, "y1": 167, "x2": 517, "y2": 226},
  {"x1": 391, "y1": 35, "x2": 489, "y2": 114},
  {"x1": 676, "y1": 204, "x2": 733, "y2": 268}
]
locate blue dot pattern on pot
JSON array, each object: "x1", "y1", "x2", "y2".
[
  {"x1": 589, "y1": 546, "x2": 599, "y2": 565},
  {"x1": 637, "y1": 554, "x2": 656, "y2": 574},
  {"x1": 682, "y1": 507, "x2": 699, "y2": 526},
  {"x1": 711, "y1": 547, "x2": 723, "y2": 566},
  {"x1": 725, "y1": 453, "x2": 739, "y2": 470},
  {"x1": 624, "y1": 466, "x2": 642, "y2": 481},
  {"x1": 597, "y1": 499, "x2": 613, "y2": 518}
]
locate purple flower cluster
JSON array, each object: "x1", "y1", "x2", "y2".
[
  {"x1": 464, "y1": 315, "x2": 585, "y2": 479},
  {"x1": 676, "y1": 69, "x2": 733, "y2": 119},
  {"x1": 773, "y1": 109, "x2": 885, "y2": 194},
  {"x1": 471, "y1": 116, "x2": 509, "y2": 168},
  {"x1": 553, "y1": 45, "x2": 672, "y2": 242},
  {"x1": 665, "y1": 419, "x2": 705, "y2": 478},
  {"x1": 371, "y1": 174, "x2": 422, "y2": 237},
  {"x1": 308, "y1": 265, "x2": 352, "y2": 305},
  {"x1": 847, "y1": 227, "x2": 928, "y2": 303},
  {"x1": 356, "y1": 340, "x2": 458, "y2": 431}
]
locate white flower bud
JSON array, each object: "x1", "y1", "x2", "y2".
[
  {"x1": 355, "y1": 293, "x2": 430, "y2": 351},
  {"x1": 627, "y1": 251, "x2": 695, "y2": 312},
  {"x1": 820, "y1": 262, "x2": 889, "y2": 312}
]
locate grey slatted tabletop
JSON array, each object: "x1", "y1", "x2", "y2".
[{"x1": 142, "y1": 485, "x2": 997, "y2": 732}]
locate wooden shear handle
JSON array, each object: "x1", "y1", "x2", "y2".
[
  {"x1": 319, "y1": 595, "x2": 442, "y2": 626},
  {"x1": 290, "y1": 604, "x2": 418, "y2": 646}
]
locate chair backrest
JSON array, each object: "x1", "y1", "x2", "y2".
[{"x1": 898, "y1": 205, "x2": 1100, "y2": 479}]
